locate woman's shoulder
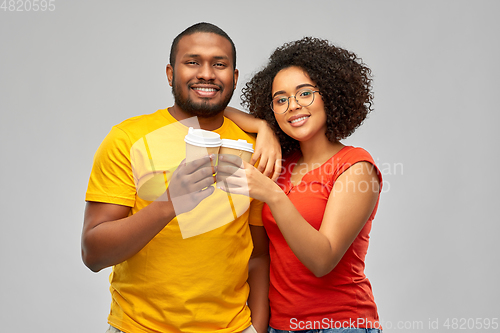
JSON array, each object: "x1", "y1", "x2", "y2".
[
  {"x1": 336, "y1": 146, "x2": 375, "y2": 163},
  {"x1": 322, "y1": 146, "x2": 377, "y2": 179}
]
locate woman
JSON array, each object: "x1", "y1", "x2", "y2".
[{"x1": 219, "y1": 37, "x2": 383, "y2": 333}]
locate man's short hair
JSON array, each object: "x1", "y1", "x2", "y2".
[{"x1": 169, "y1": 22, "x2": 237, "y2": 69}]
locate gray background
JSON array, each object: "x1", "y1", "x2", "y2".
[{"x1": 1, "y1": 0, "x2": 499, "y2": 332}]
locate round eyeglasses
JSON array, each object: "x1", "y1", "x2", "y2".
[{"x1": 270, "y1": 88, "x2": 320, "y2": 114}]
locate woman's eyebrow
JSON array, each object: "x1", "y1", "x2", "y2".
[
  {"x1": 296, "y1": 83, "x2": 315, "y2": 90},
  {"x1": 272, "y1": 90, "x2": 286, "y2": 98},
  {"x1": 272, "y1": 83, "x2": 315, "y2": 98}
]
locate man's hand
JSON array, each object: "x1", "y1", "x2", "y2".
[{"x1": 162, "y1": 155, "x2": 217, "y2": 215}]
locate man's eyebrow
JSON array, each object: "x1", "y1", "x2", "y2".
[
  {"x1": 180, "y1": 54, "x2": 230, "y2": 61},
  {"x1": 181, "y1": 54, "x2": 200, "y2": 59},
  {"x1": 272, "y1": 84, "x2": 316, "y2": 98}
]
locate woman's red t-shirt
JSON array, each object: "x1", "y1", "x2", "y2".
[{"x1": 262, "y1": 146, "x2": 383, "y2": 330}]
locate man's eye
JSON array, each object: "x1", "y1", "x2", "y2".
[{"x1": 214, "y1": 63, "x2": 226, "y2": 67}]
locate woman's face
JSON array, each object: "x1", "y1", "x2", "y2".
[{"x1": 271, "y1": 66, "x2": 327, "y2": 143}]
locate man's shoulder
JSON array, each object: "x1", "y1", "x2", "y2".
[
  {"x1": 220, "y1": 117, "x2": 257, "y2": 144},
  {"x1": 107, "y1": 109, "x2": 179, "y2": 145},
  {"x1": 114, "y1": 109, "x2": 170, "y2": 132}
]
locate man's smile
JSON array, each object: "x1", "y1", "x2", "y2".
[{"x1": 190, "y1": 84, "x2": 221, "y2": 98}]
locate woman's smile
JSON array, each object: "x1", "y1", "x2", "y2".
[{"x1": 287, "y1": 114, "x2": 310, "y2": 126}]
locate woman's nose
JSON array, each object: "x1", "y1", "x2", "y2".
[{"x1": 288, "y1": 96, "x2": 302, "y2": 111}]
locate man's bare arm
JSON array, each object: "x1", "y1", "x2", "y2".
[
  {"x1": 247, "y1": 225, "x2": 270, "y2": 333},
  {"x1": 81, "y1": 156, "x2": 216, "y2": 272}
]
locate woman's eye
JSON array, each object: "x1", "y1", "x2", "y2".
[
  {"x1": 276, "y1": 97, "x2": 287, "y2": 104},
  {"x1": 299, "y1": 90, "x2": 312, "y2": 97}
]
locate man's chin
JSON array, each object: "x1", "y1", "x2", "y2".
[
  {"x1": 172, "y1": 86, "x2": 233, "y2": 118},
  {"x1": 185, "y1": 107, "x2": 224, "y2": 118},
  {"x1": 182, "y1": 101, "x2": 229, "y2": 118}
]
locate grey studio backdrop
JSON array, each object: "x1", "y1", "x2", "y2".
[{"x1": 1, "y1": 1, "x2": 499, "y2": 332}]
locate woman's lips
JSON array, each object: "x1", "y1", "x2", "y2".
[{"x1": 287, "y1": 115, "x2": 310, "y2": 127}]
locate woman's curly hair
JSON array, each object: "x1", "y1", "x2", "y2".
[{"x1": 241, "y1": 37, "x2": 373, "y2": 157}]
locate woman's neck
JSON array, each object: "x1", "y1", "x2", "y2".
[
  {"x1": 288, "y1": 135, "x2": 345, "y2": 185},
  {"x1": 299, "y1": 135, "x2": 345, "y2": 165}
]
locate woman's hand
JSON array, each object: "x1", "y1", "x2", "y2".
[
  {"x1": 251, "y1": 121, "x2": 282, "y2": 181},
  {"x1": 216, "y1": 154, "x2": 283, "y2": 203}
]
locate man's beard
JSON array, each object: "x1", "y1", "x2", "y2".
[{"x1": 172, "y1": 77, "x2": 234, "y2": 118}]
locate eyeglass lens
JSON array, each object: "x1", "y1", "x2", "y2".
[{"x1": 271, "y1": 89, "x2": 315, "y2": 113}]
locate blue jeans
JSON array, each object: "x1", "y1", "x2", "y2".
[{"x1": 268, "y1": 328, "x2": 382, "y2": 333}]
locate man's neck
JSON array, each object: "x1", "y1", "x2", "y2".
[{"x1": 168, "y1": 105, "x2": 224, "y2": 131}]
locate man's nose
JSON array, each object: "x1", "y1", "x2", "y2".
[{"x1": 197, "y1": 63, "x2": 216, "y2": 80}]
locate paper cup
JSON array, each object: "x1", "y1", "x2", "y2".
[
  {"x1": 219, "y1": 139, "x2": 254, "y2": 163},
  {"x1": 218, "y1": 139, "x2": 254, "y2": 183},
  {"x1": 184, "y1": 127, "x2": 222, "y2": 168}
]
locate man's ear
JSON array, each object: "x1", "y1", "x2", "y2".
[
  {"x1": 166, "y1": 64, "x2": 174, "y2": 87},
  {"x1": 233, "y1": 68, "x2": 239, "y2": 90}
]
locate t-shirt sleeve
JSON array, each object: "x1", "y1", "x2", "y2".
[
  {"x1": 334, "y1": 147, "x2": 383, "y2": 190},
  {"x1": 248, "y1": 199, "x2": 264, "y2": 226},
  {"x1": 85, "y1": 126, "x2": 136, "y2": 207}
]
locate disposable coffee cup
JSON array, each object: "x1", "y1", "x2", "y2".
[
  {"x1": 219, "y1": 139, "x2": 254, "y2": 163},
  {"x1": 218, "y1": 139, "x2": 254, "y2": 183},
  {"x1": 184, "y1": 127, "x2": 222, "y2": 168}
]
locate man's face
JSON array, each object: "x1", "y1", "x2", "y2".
[{"x1": 167, "y1": 32, "x2": 238, "y2": 118}]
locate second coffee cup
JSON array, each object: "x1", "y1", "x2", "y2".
[
  {"x1": 217, "y1": 139, "x2": 254, "y2": 183},
  {"x1": 219, "y1": 139, "x2": 254, "y2": 163}
]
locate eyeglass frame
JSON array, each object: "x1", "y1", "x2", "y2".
[{"x1": 270, "y1": 87, "x2": 321, "y2": 114}]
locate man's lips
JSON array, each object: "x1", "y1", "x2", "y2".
[
  {"x1": 189, "y1": 83, "x2": 221, "y2": 98},
  {"x1": 192, "y1": 87, "x2": 219, "y2": 92}
]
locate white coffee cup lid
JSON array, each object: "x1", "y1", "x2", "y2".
[
  {"x1": 221, "y1": 139, "x2": 254, "y2": 153},
  {"x1": 184, "y1": 127, "x2": 222, "y2": 147}
]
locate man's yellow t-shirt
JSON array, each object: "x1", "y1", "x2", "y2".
[{"x1": 86, "y1": 108, "x2": 263, "y2": 333}]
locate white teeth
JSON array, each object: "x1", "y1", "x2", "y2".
[
  {"x1": 290, "y1": 116, "x2": 308, "y2": 124},
  {"x1": 194, "y1": 87, "x2": 217, "y2": 92}
]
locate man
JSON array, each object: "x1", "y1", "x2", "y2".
[{"x1": 82, "y1": 23, "x2": 269, "y2": 333}]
